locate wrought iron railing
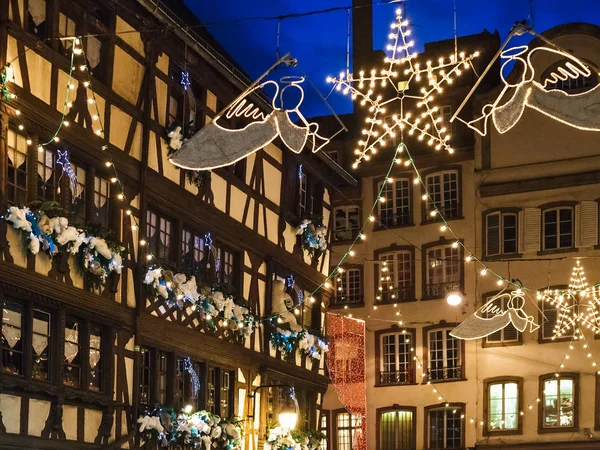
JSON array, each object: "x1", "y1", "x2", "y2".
[
  {"x1": 425, "y1": 281, "x2": 461, "y2": 299},
  {"x1": 427, "y1": 366, "x2": 463, "y2": 381},
  {"x1": 378, "y1": 367, "x2": 414, "y2": 385},
  {"x1": 379, "y1": 286, "x2": 414, "y2": 303},
  {"x1": 425, "y1": 202, "x2": 461, "y2": 220},
  {"x1": 334, "y1": 229, "x2": 360, "y2": 241},
  {"x1": 332, "y1": 295, "x2": 363, "y2": 306},
  {"x1": 378, "y1": 212, "x2": 412, "y2": 228}
]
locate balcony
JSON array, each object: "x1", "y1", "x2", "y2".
[
  {"x1": 334, "y1": 229, "x2": 360, "y2": 242},
  {"x1": 425, "y1": 281, "x2": 461, "y2": 299},
  {"x1": 378, "y1": 286, "x2": 415, "y2": 303},
  {"x1": 427, "y1": 366, "x2": 463, "y2": 382},
  {"x1": 376, "y1": 212, "x2": 412, "y2": 229},
  {"x1": 425, "y1": 202, "x2": 461, "y2": 221},
  {"x1": 331, "y1": 295, "x2": 363, "y2": 307},
  {"x1": 378, "y1": 367, "x2": 414, "y2": 386}
]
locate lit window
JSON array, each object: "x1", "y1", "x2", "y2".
[
  {"x1": 333, "y1": 268, "x2": 362, "y2": 306},
  {"x1": 181, "y1": 228, "x2": 206, "y2": 276},
  {"x1": 335, "y1": 411, "x2": 361, "y2": 450},
  {"x1": 70, "y1": 162, "x2": 86, "y2": 225},
  {"x1": 32, "y1": 309, "x2": 51, "y2": 381},
  {"x1": 37, "y1": 146, "x2": 57, "y2": 201},
  {"x1": 146, "y1": 210, "x2": 173, "y2": 263},
  {"x1": 334, "y1": 206, "x2": 360, "y2": 241},
  {"x1": 378, "y1": 331, "x2": 413, "y2": 385},
  {"x1": 425, "y1": 170, "x2": 459, "y2": 219},
  {"x1": 378, "y1": 408, "x2": 413, "y2": 450},
  {"x1": 89, "y1": 326, "x2": 102, "y2": 391},
  {"x1": 93, "y1": 175, "x2": 110, "y2": 228},
  {"x1": 64, "y1": 318, "x2": 81, "y2": 388},
  {"x1": 542, "y1": 375, "x2": 576, "y2": 430},
  {"x1": 485, "y1": 211, "x2": 518, "y2": 256},
  {"x1": 428, "y1": 406, "x2": 462, "y2": 449},
  {"x1": 377, "y1": 178, "x2": 411, "y2": 227},
  {"x1": 1, "y1": 302, "x2": 24, "y2": 375},
  {"x1": 427, "y1": 328, "x2": 462, "y2": 381},
  {"x1": 319, "y1": 411, "x2": 329, "y2": 450},
  {"x1": 6, "y1": 129, "x2": 28, "y2": 206},
  {"x1": 543, "y1": 207, "x2": 574, "y2": 250},
  {"x1": 487, "y1": 380, "x2": 519, "y2": 432}
]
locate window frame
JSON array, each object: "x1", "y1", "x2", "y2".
[
  {"x1": 539, "y1": 372, "x2": 579, "y2": 433},
  {"x1": 6, "y1": 127, "x2": 29, "y2": 206},
  {"x1": 374, "y1": 245, "x2": 415, "y2": 304},
  {"x1": 483, "y1": 209, "x2": 520, "y2": 258},
  {"x1": 319, "y1": 409, "x2": 330, "y2": 450},
  {"x1": 544, "y1": 59, "x2": 599, "y2": 93},
  {"x1": 332, "y1": 409, "x2": 362, "y2": 450},
  {"x1": 422, "y1": 324, "x2": 465, "y2": 383},
  {"x1": 421, "y1": 167, "x2": 462, "y2": 222},
  {"x1": 541, "y1": 205, "x2": 575, "y2": 251},
  {"x1": 375, "y1": 405, "x2": 416, "y2": 450},
  {"x1": 538, "y1": 285, "x2": 573, "y2": 343},
  {"x1": 332, "y1": 265, "x2": 363, "y2": 308},
  {"x1": 375, "y1": 327, "x2": 416, "y2": 387},
  {"x1": 374, "y1": 175, "x2": 413, "y2": 229},
  {"x1": 424, "y1": 402, "x2": 465, "y2": 450},
  {"x1": 483, "y1": 376, "x2": 523, "y2": 436},
  {"x1": 146, "y1": 208, "x2": 175, "y2": 265},
  {"x1": 422, "y1": 240, "x2": 463, "y2": 300},
  {"x1": 333, "y1": 205, "x2": 361, "y2": 242},
  {"x1": 481, "y1": 291, "x2": 522, "y2": 348},
  {"x1": 297, "y1": 166, "x2": 323, "y2": 219}
]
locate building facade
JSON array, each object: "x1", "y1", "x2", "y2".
[
  {"x1": 0, "y1": 0, "x2": 348, "y2": 448},
  {"x1": 322, "y1": 9, "x2": 600, "y2": 450}
]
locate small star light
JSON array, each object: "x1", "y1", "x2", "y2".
[
  {"x1": 327, "y1": 8, "x2": 479, "y2": 168},
  {"x1": 540, "y1": 260, "x2": 600, "y2": 340},
  {"x1": 56, "y1": 150, "x2": 81, "y2": 199},
  {"x1": 181, "y1": 71, "x2": 191, "y2": 91}
]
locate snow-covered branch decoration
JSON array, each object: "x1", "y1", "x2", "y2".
[
  {"x1": 266, "y1": 427, "x2": 325, "y2": 450},
  {"x1": 138, "y1": 407, "x2": 242, "y2": 450},
  {"x1": 296, "y1": 219, "x2": 328, "y2": 259},
  {"x1": 327, "y1": 8, "x2": 479, "y2": 168},
  {"x1": 4, "y1": 204, "x2": 124, "y2": 287},
  {"x1": 143, "y1": 266, "x2": 254, "y2": 339},
  {"x1": 270, "y1": 327, "x2": 328, "y2": 362}
]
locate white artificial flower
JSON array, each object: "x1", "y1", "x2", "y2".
[
  {"x1": 157, "y1": 284, "x2": 169, "y2": 299},
  {"x1": 110, "y1": 253, "x2": 123, "y2": 274},
  {"x1": 56, "y1": 226, "x2": 79, "y2": 246},
  {"x1": 6, "y1": 206, "x2": 32, "y2": 232},
  {"x1": 89, "y1": 237, "x2": 112, "y2": 259},
  {"x1": 210, "y1": 425, "x2": 222, "y2": 438},
  {"x1": 168, "y1": 126, "x2": 183, "y2": 150},
  {"x1": 28, "y1": 233, "x2": 40, "y2": 254}
]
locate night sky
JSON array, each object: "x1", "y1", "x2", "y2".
[{"x1": 185, "y1": 0, "x2": 600, "y2": 117}]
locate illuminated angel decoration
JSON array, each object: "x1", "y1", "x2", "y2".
[
  {"x1": 169, "y1": 76, "x2": 330, "y2": 171},
  {"x1": 450, "y1": 289, "x2": 539, "y2": 340},
  {"x1": 464, "y1": 45, "x2": 600, "y2": 135},
  {"x1": 537, "y1": 260, "x2": 600, "y2": 340},
  {"x1": 327, "y1": 8, "x2": 479, "y2": 168}
]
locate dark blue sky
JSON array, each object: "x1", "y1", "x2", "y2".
[{"x1": 185, "y1": 0, "x2": 600, "y2": 117}]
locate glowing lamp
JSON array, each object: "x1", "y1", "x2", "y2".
[{"x1": 446, "y1": 292, "x2": 462, "y2": 306}]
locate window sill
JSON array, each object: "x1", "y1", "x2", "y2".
[
  {"x1": 537, "y1": 247, "x2": 578, "y2": 256},
  {"x1": 420, "y1": 215, "x2": 464, "y2": 226},
  {"x1": 538, "y1": 426, "x2": 579, "y2": 434},
  {"x1": 483, "y1": 429, "x2": 523, "y2": 437},
  {"x1": 422, "y1": 377, "x2": 467, "y2": 385},
  {"x1": 373, "y1": 223, "x2": 415, "y2": 232},
  {"x1": 374, "y1": 382, "x2": 418, "y2": 388},
  {"x1": 482, "y1": 341, "x2": 523, "y2": 348},
  {"x1": 538, "y1": 336, "x2": 573, "y2": 344},
  {"x1": 482, "y1": 253, "x2": 522, "y2": 261}
]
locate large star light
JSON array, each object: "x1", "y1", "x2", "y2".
[{"x1": 328, "y1": 9, "x2": 480, "y2": 168}]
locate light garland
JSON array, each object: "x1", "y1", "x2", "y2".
[{"x1": 327, "y1": 8, "x2": 479, "y2": 168}]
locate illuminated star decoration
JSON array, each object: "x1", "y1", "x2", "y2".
[
  {"x1": 327, "y1": 8, "x2": 479, "y2": 168},
  {"x1": 184, "y1": 357, "x2": 201, "y2": 396},
  {"x1": 181, "y1": 71, "x2": 191, "y2": 90},
  {"x1": 538, "y1": 260, "x2": 600, "y2": 340},
  {"x1": 56, "y1": 150, "x2": 81, "y2": 200}
]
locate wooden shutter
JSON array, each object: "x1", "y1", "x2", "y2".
[
  {"x1": 576, "y1": 201, "x2": 598, "y2": 248},
  {"x1": 486, "y1": 212, "x2": 501, "y2": 257},
  {"x1": 485, "y1": 297, "x2": 502, "y2": 342},
  {"x1": 518, "y1": 208, "x2": 540, "y2": 254}
]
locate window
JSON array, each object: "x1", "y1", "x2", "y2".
[
  {"x1": 425, "y1": 170, "x2": 459, "y2": 219},
  {"x1": 140, "y1": 347, "x2": 151, "y2": 404},
  {"x1": 27, "y1": 0, "x2": 48, "y2": 40},
  {"x1": 158, "y1": 351, "x2": 167, "y2": 404},
  {"x1": 540, "y1": 294, "x2": 574, "y2": 340},
  {"x1": 37, "y1": 146, "x2": 57, "y2": 201},
  {"x1": 484, "y1": 294, "x2": 519, "y2": 345},
  {"x1": 168, "y1": 93, "x2": 183, "y2": 127},
  {"x1": 433, "y1": 105, "x2": 453, "y2": 133},
  {"x1": 146, "y1": 210, "x2": 173, "y2": 263},
  {"x1": 298, "y1": 168, "x2": 322, "y2": 218},
  {"x1": 424, "y1": 244, "x2": 461, "y2": 299},
  {"x1": 378, "y1": 330, "x2": 414, "y2": 385},
  {"x1": 383, "y1": 115, "x2": 399, "y2": 148},
  {"x1": 207, "y1": 366, "x2": 217, "y2": 414},
  {"x1": 319, "y1": 411, "x2": 330, "y2": 450},
  {"x1": 543, "y1": 207, "x2": 574, "y2": 250},
  {"x1": 92, "y1": 175, "x2": 110, "y2": 228},
  {"x1": 377, "y1": 250, "x2": 413, "y2": 303},
  {"x1": 377, "y1": 178, "x2": 411, "y2": 227},
  {"x1": 89, "y1": 326, "x2": 102, "y2": 391},
  {"x1": 427, "y1": 406, "x2": 463, "y2": 449},
  {"x1": 1, "y1": 302, "x2": 24, "y2": 375},
  {"x1": 541, "y1": 374, "x2": 577, "y2": 431},
  {"x1": 6, "y1": 129, "x2": 28, "y2": 205},
  {"x1": 426, "y1": 328, "x2": 462, "y2": 381},
  {"x1": 64, "y1": 318, "x2": 81, "y2": 388},
  {"x1": 181, "y1": 228, "x2": 206, "y2": 276},
  {"x1": 70, "y1": 163, "x2": 86, "y2": 225},
  {"x1": 485, "y1": 379, "x2": 520, "y2": 433},
  {"x1": 333, "y1": 268, "x2": 362, "y2": 306},
  {"x1": 334, "y1": 206, "x2": 360, "y2": 241},
  {"x1": 58, "y1": 12, "x2": 76, "y2": 51},
  {"x1": 174, "y1": 356, "x2": 201, "y2": 410},
  {"x1": 32, "y1": 309, "x2": 51, "y2": 381},
  {"x1": 485, "y1": 211, "x2": 518, "y2": 257},
  {"x1": 220, "y1": 370, "x2": 233, "y2": 418},
  {"x1": 377, "y1": 407, "x2": 415, "y2": 450},
  {"x1": 546, "y1": 60, "x2": 598, "y2": 93},
  {"x1": 214, "y1": 243, "x2": 238, "y2": 287},
  {"x1": 334, "y1": 411, "x2": 362, "y2": 450}
]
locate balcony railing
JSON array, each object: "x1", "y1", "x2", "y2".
[
  {"x1": 377, "y1": 212, "x2": 412, "y2": 229},
  {"x1": 425, "y1": 281, "x2": 461, "y2": 299},
  {"x1": 427, "y1": 366, "x2": 463, "y2": 381},
  {"x1": 332, "y1": 295, "x2": 363, "y2": 307},
  {"x1": 379, "y1": 286, "x2": 414, "y2": 303},
  {"x1": 334, "y1": 229, "x2": 360, "y2": 241},
  {"x1": 425, "y1": 202, "x2": 461, "y2": 220},
  {"x1": 379, "y1": 367, "x2": 414, "y2": 385}
]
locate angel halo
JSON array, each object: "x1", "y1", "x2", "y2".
[
  {"x1": 168, "y1": 76, "x2": 330, "y2": 171},
  {"x1": 460, "y1": 44, "x2": 600, "y2": 136}
]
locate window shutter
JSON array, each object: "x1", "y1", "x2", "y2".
[
  {"x1": 518, "y1": 208, "x2": 540, "y2": 254},
  {"x1": 503, "y1": 322, "x2": 518, "y2": 342},
  {"x1": 485, "y1": 297, "x2": 502, "y2": 343},
  {"x1": 543, "y1": 306, "x2": 557, "y2": 339},
  {"x1": 486, "y1": 212, "x2": 500, "y2": 256},
  {"x1": 576, "y1": 201, "x2": 598, "y2": 248}
]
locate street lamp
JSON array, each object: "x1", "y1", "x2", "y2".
[
  {"x1": 248, "y1": 384, "x2": 298, "y2": 431},
  {"x1": 446, "y1": 291, "x2": 463, "y2": 306}
]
